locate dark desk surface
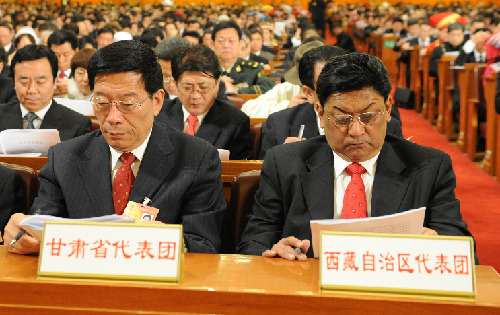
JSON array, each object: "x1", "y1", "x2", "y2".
[{"x1": 0, "y1": 246, "x2": 499, "y2": 314}]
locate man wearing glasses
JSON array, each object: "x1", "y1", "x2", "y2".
[
  {"x1": 238, "y1": 53, "x2": 475, "y2": 261},
  {"x1": 4, "y1": 41, "x2": 226, "y2": 255},
  {"x1": 155, "y1": 44, "x2": 253, "y2": 160}
]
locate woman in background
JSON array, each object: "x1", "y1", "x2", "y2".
[{"x1": 67, "y1": 48, "x2": 97, "y2": 101}]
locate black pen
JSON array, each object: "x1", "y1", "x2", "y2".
[{"x1": 9, "y1": 209, "x2": 43, "y2": 247}]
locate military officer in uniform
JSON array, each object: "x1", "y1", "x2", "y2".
[{"x1": 212, "y1": 21, "x2": 275, "y2": 94}]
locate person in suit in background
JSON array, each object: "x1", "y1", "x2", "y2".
[
  {"x1": 238, "y1": 52, "x2": 475, "y2": 262},
  {"x1": 331, "y1": 21, "x2": 356, "y2": 52},
  {"x1": 0, "y1": 44, "x2": 91, "y2": 141},
  {"x1": 4, "y1": 40, "x2": 226, "y2": 255},
  {"x1": 156, "y1": 44, "x2": 253, "y2": 160},
  {"x1": 259, "y1": 45, "x2": 403, "y2": 159},
  {"x1": 0, "y1": 48, "x2": 17, "y2": 104},
  {"x1": 0, "y1": 164, "x2": 25, "y2": 242},
  {"x1": 47, "y1": 30, "x2": 79, "y2": 96}
]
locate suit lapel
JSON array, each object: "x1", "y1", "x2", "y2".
[
  {"x1": 164, "y1": 99, "x2": 184, "y2": 131},
  {"x1": 40, "y1": 100, "x2": 62, "y2": 130},
  {"x1": 300, "y1": 140, "x2": 335, "y2": 220},
  {"x1": 129, "y1": 123, "x2": 175, "y2": 205},
  {"x1": 288, "y1": 103, "x2": 320, "y2": 139},
  {"x1": 195, "y1": 102, "x2": 221, "y2": 145},
  {"x1": 77, "y1": 132, "x2": 114, "y2": 216},
  {"x1": 371, "y1": 142, "x2": 408, "y2": 217}
]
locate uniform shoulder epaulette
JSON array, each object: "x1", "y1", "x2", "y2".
[{"x1": 242, "y1": 60, "x2": 259, "y2": 68}]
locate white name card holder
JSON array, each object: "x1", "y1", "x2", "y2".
[
  {"x1": 319, "y1": 231, "x2": 476, "y2": 300},
  {"x1": 38, "y1": 222, "x2": 184, "y2": 284}
]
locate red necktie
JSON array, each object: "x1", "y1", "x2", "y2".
[
  {"x1": 113, "y1": 153, "x2": 136, "y2": 215},
  {"x1": 59, "y1": 72, "x2": 66, "y2": 79},
  {"x1": 185, "y1": 114, "x2": 198, "y2": 136},
  {"x1": 341, "y1": 163, "x2": 368, "y2": 219}
]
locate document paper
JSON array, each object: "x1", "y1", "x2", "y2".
[
  {"x1": 19, "y1": 214, "x2": 135, "y2": 241},
  {"x1": 311, "y1": 207, "x2": 426, "y2": 258}
]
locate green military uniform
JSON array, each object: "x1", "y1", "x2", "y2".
[{"x1": 224, "y1": 58, "x2": 275, "y2": 94}]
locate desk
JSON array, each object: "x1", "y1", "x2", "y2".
[{"x1": 0, "y1": 246, "x2": 498, "y2": 314}]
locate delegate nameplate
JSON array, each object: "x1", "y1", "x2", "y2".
[
  {"x1": 38, "y1": 222, "x2": 183, "y2": 283},
  {"x1": 319, "y1": 231, "x2": 475, "y2": 299}
]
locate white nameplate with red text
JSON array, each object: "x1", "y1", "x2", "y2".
[
  {"x1": 38, "y1": 222, "x2": 184, "y2": 283},
  {"x1": 319, "y1": 231, "x2": 475, "y2": 299}
]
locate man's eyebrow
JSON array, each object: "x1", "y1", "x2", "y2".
[
  {"x1": 19, "y1": 75, "x2": 49, "y2": 80},
  {"x1": 333, "y1": 102, "x2": 376, "y2": 114}
]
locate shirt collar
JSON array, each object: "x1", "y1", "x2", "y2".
[
  {"x1": 181, "y1": 104, "x2": 207, "y2": 125},
  {"x1": 20, "y1": 101, "x2": 53, "y2": 120},
  {"x1": 333, "y1": 150, "x2": 380, "y2": 179},
  {"x1": 109, "y1": 129, "x2": 152, "y2": 168},
  {"x1": 58, "y1": 69, "x2": 72, "y2": 78}
]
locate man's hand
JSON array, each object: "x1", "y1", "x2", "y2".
[
  {"x1": 284, "y1": 136, "x2": 306, "y2": 144},
  {"x1": 422, "y1": 227, "x2": 438, "y2": 235},
  {"x1": 220, "y1": 75, "x2": 237, "y2": 93},
  {"x1": 262, "y1": 236, "x2": 310, "y2": 261},
  {"x1": 287, "y1": 93, "x2": 308, "y2": 108},
  {"x1": 4, "y1": 213, "x2": 41, "y2": 255}
]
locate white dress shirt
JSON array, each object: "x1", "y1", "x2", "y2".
[
  {"x1": 109, "y1": 130, "x2": 152, "y2": 184},
  {"x1": 20, "y1": 102, "x2": 52, "y2": 129}
]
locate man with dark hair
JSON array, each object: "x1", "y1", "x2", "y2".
[
  {"x1": 331, "y1": 21, "x2": 355, "y2": 52},
  {"x1": 259, "y1": 45, "x2": 403, "y2": 159},
  {"x1": 238, "y1": 52, "x2": 475, "y2": 262},
  {"x1": 4, "y1": 40, "x2": 226, "y2": 255},
  {"x1": 96, "y1": 27, "x2": 114, "y2": 49},
  {"x1": 165, "y1": 22, "x2": 179, "y2": 38},
  {"x1": 212, "y1": 21, "x2": 275, "y2": 94},
  {"x1": 429, "y1": 22, "x2": 465, "y2": 78},
  {"x1": 0, "y1": 44, "x2": 91, "y2": 141},
  {"x1": 0, "y1": 48, "x2": 17, "y2": 103},
  {"x1": 248, "y1": 28, "x2": 274, "y2": 62},
  {"x1": 156, "y1": 44, "x2": 252, "y2": 160},
  {"x1": 47, "y1": 30, "x2": 79, "y2": 95},
  {"x1": 156, "y1": 37, "x2": 191, "y2": 99},
  {"x1": 0, "y1": 22, "x2": 15, "y2": 56},
  {"x1": 182, "y1": 31, "x2": 201, "y2": 45}
]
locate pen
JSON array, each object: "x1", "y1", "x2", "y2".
[
  {"x1": 10, "y1": 208, "x2": 43, "y2": 247},
  {"x1": 292, "y1": 246, "x2": 301, "y2": 255},
  {"x1": 297, "y1": 124, "x2": 305, "y2": 139}
]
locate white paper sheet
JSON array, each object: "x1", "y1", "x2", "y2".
[
  {"x1": 0, "y1": 129, "x2": 60, "y2": 156},
  {"x1": 310, "y1": 207, "x2": 426, "y2": 258},
  {"x1": 20, "y1": 214, "x2": 135, "y2": 241}
]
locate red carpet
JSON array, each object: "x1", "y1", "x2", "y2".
[{"x1": 399, "y1": 108, "x2": 500, "y2": 271}]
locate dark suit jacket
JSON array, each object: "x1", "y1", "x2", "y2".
[
  {"x1": 0, "y1": 100, "x2": 91, "y2": 141},
  {"x1": 237, "y1": 135, "x2": 475, "y2": 260},
  {"x1": 0, "y1": 77, "x2": 17, "y2": 104},
  {"x1": 155, "y1": 98, "x2": 253, "y2": 160},
  {"x1": 259, "y1": 102, "x2": 404, "y2": 159},
  {"x1": 455, "y1": 50, "x2": 485, "y2": 66},
  {"x1": 31, "y1": 122, "x2": 226, "y2": 253},
  {"x1": 249, "y1": 53, "x2": 269, "y2": 65},
  {"x1": 0, "y1": 164, "x2": 24, "y2": 239}
]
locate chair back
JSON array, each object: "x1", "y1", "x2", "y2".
[
  {"x1": 251, "y1": 123, "x2": 263, "y2": 160},
  {"x1": 220, "y1": 170, "x2": 261, "y2": 254},
  {"x1": 0, "y1": 162, "x2": 38, "y2": 214}
]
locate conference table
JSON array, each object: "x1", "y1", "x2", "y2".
[{"x1": 0, "y1": 246, "x2": 499, "y2": 314}]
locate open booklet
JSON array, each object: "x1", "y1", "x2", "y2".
[
  {"x1": 0, "y1": 129, "x2": 60, "y2": 156},
  {"x1": 19, "y1": 214, "x2": 135, "y2": 241},
  {"x1": 310, "y1": 207, "x2": 426, "y2": 258}
]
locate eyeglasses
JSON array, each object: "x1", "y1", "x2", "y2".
[
  {"x1": 163, "y1": 76, "x2": 173, "y2": 83},
  {"x1": 91, "y1": 95, "x2": 151, "y2": 114},
  {"x1": 324, "y1": 110, "x2": 384, "y2": 128},
  {"x1": 178, "y1": 82, "x2": 216, "y2": 95}
]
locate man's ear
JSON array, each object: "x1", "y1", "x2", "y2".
[
  {"x1": 302, "y1": 85, "x2": 314, "y2": 103},
  {"x1": 385, "y1": 95, "x2": 393, "y2": 122},
  {"x1": 152, "y1": 89, "x2": 165, "y2": 116},
  {"x1": 316, "y1": 102, "x2": 325, "y2": 129}
]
